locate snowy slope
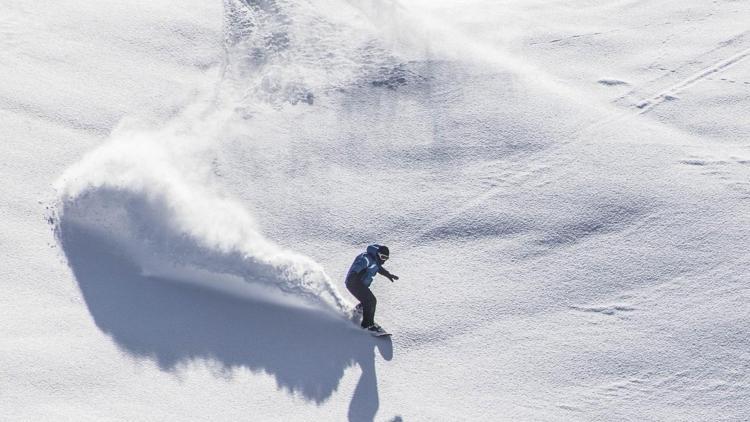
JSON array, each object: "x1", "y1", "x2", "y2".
[{"x1": 2, "y1": 0, "x2": 749, "y2": 421}]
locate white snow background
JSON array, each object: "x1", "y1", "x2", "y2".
[{"x1": 2, "y1": 0, "x2": 749, "y2": 420}]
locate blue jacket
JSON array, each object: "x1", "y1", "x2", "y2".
[{"x1": 346, "y1": 244, "x2": 390, "y2": 288}]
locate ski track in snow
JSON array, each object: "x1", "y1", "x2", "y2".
[
  {"x1": 617, "y1": 31, "x2": 750, "y2": 113},
  {"x1": 635, "y1": 46, "x2": 750, "y2": 113}
]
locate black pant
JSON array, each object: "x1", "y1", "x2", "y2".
[{"x1": 346, "y1": 281, "x2": 377, "y2": 328}]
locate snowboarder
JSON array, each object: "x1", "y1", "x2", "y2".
[{"x1": 345, "y1": 244, "x2": 399, "y2": 335}]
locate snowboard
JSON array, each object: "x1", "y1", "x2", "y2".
[
  {"x1": 351, "y1": 304, "x2": 391, "y2": 337},
  {"x1": 369, "y1": 328, "x2": 391, "y2": 337}
]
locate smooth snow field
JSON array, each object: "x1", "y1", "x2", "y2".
[{"x1": 2, "y1": 0, "x2": 749, "y2": 421}]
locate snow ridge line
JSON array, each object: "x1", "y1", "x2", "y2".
[{"x1": 636, "y1": 47, "x2": 750, "y2": 114}]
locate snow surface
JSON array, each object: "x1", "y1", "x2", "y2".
[{"x1": 2, "y1": 0, "x2": 750, "y2": 420}]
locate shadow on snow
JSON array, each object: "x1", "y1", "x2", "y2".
[{"x1": 58, "y1": 218, "x2": 391, "y2": 421}]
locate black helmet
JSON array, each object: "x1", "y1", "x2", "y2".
[{"x1": 377, "y1": 245, "x2": 390, "y2": 261}]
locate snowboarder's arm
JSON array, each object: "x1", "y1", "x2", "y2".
[{"x1": 378, "y1": 267, "x2": 399, "y2": 282}]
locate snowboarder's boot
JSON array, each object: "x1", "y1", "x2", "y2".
[{"x1": 365, "y1": 323, "x2": 389, "y2": 336}]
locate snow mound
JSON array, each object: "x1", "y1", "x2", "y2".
[
  {"x1": 597, "y1": 78, "x2": 629, "y2": 86},
  {"x1": 54, "y1": 105, "x2": 348, "y2": 315}
]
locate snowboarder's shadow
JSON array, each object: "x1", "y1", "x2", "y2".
[
  {"x1": 58, "y1": 220, "x2": 392, "y2": 415},
  {"x1": 349, "y1": 338, "x2": 393, "y2": 422}
]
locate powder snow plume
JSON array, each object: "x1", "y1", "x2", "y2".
[
  {"x1": 53, "y1": 102, "x2": 349, "y2": 314},
  {"x1": 51, "y1": 0, "x2": 388, "y2": 317},
  {"x1": 48, "y1": 0, "x2": 403, "y2": 315},
  {"x1": 53, "y1": 0, "x2": 487, "y2": 317}
]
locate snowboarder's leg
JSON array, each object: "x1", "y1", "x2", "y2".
[
  {"x1": 345, "y1": 282, "x2": 365, "y2": 311},
  {"x1": 360, "y1": 288, "x2": 376, "y2": 328},
  {"x1": 346, "y1": 282, "x2": 377, "y2": 328}
]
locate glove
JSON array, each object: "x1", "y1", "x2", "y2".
[{"x1": 388, "y1": 274, "x2": 399, "y2": 282}]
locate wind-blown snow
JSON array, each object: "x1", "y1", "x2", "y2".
[
  {"x1": 3, "y1": 0, "x2": 750, "y2": 421},
  {"x1": 53, "y1": 103, "x2": 348, "y2": 314}
]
